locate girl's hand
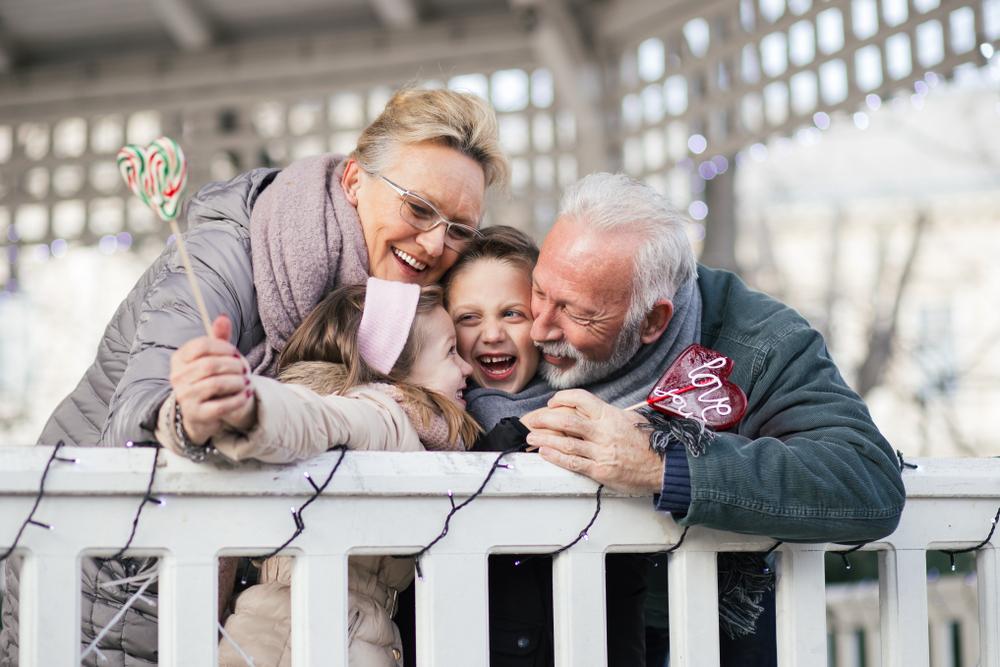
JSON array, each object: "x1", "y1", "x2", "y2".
[{"x1": 169, "y1": 315, "x2": 252, "y2": 444}]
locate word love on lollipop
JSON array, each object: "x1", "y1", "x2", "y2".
[
  {"x1": 117, "y1": 137, "x2": 213, "y2": 336},
  {"x1": 628, "y1": 344, "x2": 748, "y2": 431}
]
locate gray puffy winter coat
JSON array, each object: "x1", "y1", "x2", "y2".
[{"x1": 1, "y1": 168, "x2": 278, "y2": 666}]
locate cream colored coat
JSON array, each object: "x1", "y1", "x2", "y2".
[{"x1": 157, "y1": 363, "x2": 423, "y2": 666}]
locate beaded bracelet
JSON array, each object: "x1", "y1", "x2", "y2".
[{"x1": 173, "y1": 400, "x2": 219, "y2": 463}]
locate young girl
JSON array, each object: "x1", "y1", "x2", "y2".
[
  {"x1": 157, "y1": 277, "x2": 478, "y2": 667},
  {"x1": 443, "y1": 225, "x2": 541, "y2": 397}
]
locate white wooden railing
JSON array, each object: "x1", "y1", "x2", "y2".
[
  {"x1": 0, "y1": 447, "x2": 998, "y2": 667},
  {"x1": 827, "y1": 575, "x2": 981, "y2": 667}
]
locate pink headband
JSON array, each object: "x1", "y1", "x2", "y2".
[{"x1": 358, "y1": 277, "x2": 421, "y2": 375}]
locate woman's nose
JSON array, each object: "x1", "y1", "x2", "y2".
[{"x1": 415, "y1": 225, "x2": 446, "y2": 259}]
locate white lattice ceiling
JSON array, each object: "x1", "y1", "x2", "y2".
[{"x1": 0, "y1": 0, "x2": 520, "y2": 69}]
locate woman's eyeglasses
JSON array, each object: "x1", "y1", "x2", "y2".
[{"x1": 377, "y1": 175, "x2": 483, "y2": 251}]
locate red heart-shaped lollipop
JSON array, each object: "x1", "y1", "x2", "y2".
[{"x1": 645, "y1": 344, "x2": 747, "y2": 430}]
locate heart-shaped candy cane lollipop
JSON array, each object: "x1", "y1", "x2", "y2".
[
  {"x1": 117, "y1": 137, "x2": 212, "y2": 336},
  {"x1": 645, "y1": 344, "x2": 748, "y2": 430},
  {"x1": 117, "y1": 136, "x2": 187, "y2": 221}
]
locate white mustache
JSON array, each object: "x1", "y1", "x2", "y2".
[{"x1": 535, "y1": 340, "x2": 583, "y2": 360}]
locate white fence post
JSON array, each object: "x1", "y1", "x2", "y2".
[
  {"x1": 668, "y1": 549, "x2": 720, "y2": 667},
  {"x1": 776, "y1": 546, "x2": 828, "y2": 667},
  {"x1": 415, "y1": 552, "x2": 489, "y2": 665},
  {"x1": 879, "y1": 548, "x2": 930, "y2": 667},
  {"x1": 17, "y1": 553, "x2": 80, "y2": 667},
  {"x1": 552, "y1": 550, "x2": 608, "y2": 667},
  {"x1": 158, "y1": 552, "x2": 219, "y2": 666},
  {"x1": 834, "y1": 629, "x2": 859, "y2": 667},
  {"x1": 979, "y1": 547, "x2": 1000, "y2": 667},
  {"x1": 291, "y1": 554, "x2": 350, "y2": 667}
]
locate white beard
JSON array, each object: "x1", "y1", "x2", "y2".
[{"x1": 536, "y1": 318, "x2": 643, "y2": 389}]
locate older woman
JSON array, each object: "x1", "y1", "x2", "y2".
[{"x1": 1, "y1": 87, "x2": 507, "y2": 667}]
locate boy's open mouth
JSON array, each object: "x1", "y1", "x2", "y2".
[{"x1": 477, "y1": 355, "x2": 517, "y2": 381}]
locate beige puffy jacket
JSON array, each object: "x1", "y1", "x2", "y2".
[{"x1": 157, "y1": 362, "x2": 423, "y2": 666}]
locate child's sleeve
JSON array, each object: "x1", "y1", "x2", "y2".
[{"x1": 209, "y1": 376, "x2": 423, "y2": 462}]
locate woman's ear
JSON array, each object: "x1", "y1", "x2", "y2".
[{"x1": 341, "y1": 159, "x2": 362, "y2": 206}]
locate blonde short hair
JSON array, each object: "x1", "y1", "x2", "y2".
[{"x1": 352, "y1": 87, "x2": 509, "y2": 190}]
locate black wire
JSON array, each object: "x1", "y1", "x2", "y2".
[
  {"x1": 256, "y1": 446, "x2": 348, "y2": 561},
  {"x1": 761, "y1": 541, "x2": 783, "y2": 574},
  {"x1": 659, "y1": 526, "x2": 691, "y2": 555},
  {"x1": 1, "y1": 441, "x2": 67, "y2": 563},
  {"x1": 412, "y1": 446, "x2": 520, "y2": 577},
  {"x1": 513, "y1": 483, "x2": 607, "y2": 568},
  {"x1": 763, "y1": 541, "x2": 783, "y2": 558},
  {"x1": 940, "y1": 506, "x2": 1000, "y2": 570},
  {"x1": 109, "y1": 443, "x2": 163, "y2": 560},
  {"x1": 641, "y1": 527, "x2": 693, "y2": 566},
  {"x1": 834, "y1": 543, "x2": 866, "y2": 570},
  {"x1": 896, "y1": 449, "x2": 918, "y2": 471},
  {"x1": 544, "y1": 484, "x2": 604, "y2": 558}
]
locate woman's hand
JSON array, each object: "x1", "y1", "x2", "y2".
[{"x1": 169, "y1": 315, "x2": 254, "y2": 444}]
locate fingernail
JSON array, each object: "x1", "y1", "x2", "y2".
[
  {"x1": 244, "y1": 377, "x2": 250, "y2": 386},
  {"x1": 526, "y1": 434, "x2": 537, "y2": 444},
  {"x1": 233, "y1": 352, "x2": 241, "y2": 358},
  {"x1": 245, "y1": 388, "x2": 253, "y2": 397}
]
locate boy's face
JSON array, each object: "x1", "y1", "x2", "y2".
[{"x1": 448, "y1": 259, "x2": 540, "y2": 394}]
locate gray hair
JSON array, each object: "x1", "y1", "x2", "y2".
[{"x1": 558, "y1": 172, "x2": 697, "y2": 324}]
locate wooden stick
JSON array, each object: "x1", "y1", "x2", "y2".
[
  {"x1": 623, "y1": 401, "x2": 647, "y2": 411},
  {"x1": 169, "y1": 219, "x2": 213, "y2": 337}
]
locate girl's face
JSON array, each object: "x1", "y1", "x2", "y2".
[
  {"x1": 447, "y1": 259, "x2": 540, "y2": 393},
  {"x1": 405, "y1": 306, "x2": 474, "y2": 407}
]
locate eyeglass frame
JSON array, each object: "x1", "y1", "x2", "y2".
[{"x1": 374, "y1": 173, "x2": 484, "y2": 251}]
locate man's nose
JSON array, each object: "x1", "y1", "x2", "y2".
[
  {"x1": 415, "y1": 225, "x2": 446, "y2": 259},
  {"x1": 530, "y1": 304, "x2": 562, "y2": 343}
]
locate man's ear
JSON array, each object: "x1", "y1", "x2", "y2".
[
  {"x1": 639, "y1": 300, "x2": 674, "y2": 344},
  {"x1": 341, "y1": 158, "x2": 362, "y2": 206}
]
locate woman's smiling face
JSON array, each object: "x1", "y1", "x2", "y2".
[
  {"x1": 342, "y1": 141, "x2": 486, "y2": 286},
  {"x1": 448, "y1": 258, "x2": 540, "y2": 394}
]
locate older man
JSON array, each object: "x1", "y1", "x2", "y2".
[{"x1": 465, "y1": 172, "x2": 905, "y2": 665}]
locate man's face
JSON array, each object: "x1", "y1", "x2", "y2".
[{"x1": 530, "y1": 216, "x2": 644, "y2": 388}]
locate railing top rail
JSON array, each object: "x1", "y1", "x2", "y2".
[{"x1": 0, "y1": 447, "x2": 998, "y2": 499}]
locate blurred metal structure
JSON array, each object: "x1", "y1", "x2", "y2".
[{"x1": 0, "y1": 0, "x2": 998, "y2": 279}]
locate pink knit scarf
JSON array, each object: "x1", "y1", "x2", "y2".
[
  {"x1": 247, "y1": 155, "x2": 369, "y2": 377},
  {"x1": 372, "y1": 384, "x2": 467, "y2": 452}
]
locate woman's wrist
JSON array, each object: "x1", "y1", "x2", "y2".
[
  {"x1": 174, "y1": 400, "x2": 220, "y2": 462},
  {"x1": 225, "y1": 390, "x2": 258, "y2": 432}
]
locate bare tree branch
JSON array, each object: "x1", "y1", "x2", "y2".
[{"x1": 855, "y1": 210, "x2": 930, "y2": 397}]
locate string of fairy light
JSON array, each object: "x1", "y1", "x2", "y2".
[{"x1": 2, "y1": 443, "x2": 996, "y2": 577}]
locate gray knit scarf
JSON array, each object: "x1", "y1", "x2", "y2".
[
  {"x1": 466, "y1": 276, "x2": 702, "y2": 430},
  {"x1": 247, "y1": 154, "x2": 370, "y2": 377}
]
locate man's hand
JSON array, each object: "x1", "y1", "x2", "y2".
[
  {"x1": 522, "y1": 389, "x2": 664, "y2": 495},
  {"x1": 169, "y1": 315, "x2": 253, "y2": 444}
]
